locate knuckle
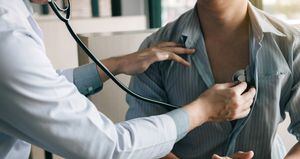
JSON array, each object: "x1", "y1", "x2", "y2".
[
  {"x1": 154, "y1": 52, "x2": 160, "y2": 58},
  {"x1": 230, "y1": 90, "x2": 239, "y2": 98},
  {"x1": 231, "y1": 102, "x2": 239, "y2": 109}
]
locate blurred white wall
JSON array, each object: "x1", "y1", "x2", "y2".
[{"x1": 36, "y1": 16, "x2": 147, "y2": 69}]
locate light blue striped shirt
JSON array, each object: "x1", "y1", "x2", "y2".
[{"x1": 126, "y1": 2, "x2": 300, "y2": 159}]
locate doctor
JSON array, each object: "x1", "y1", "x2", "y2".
[{"x1": 0, "y1": 0, "x2": 256, "y2": 159}]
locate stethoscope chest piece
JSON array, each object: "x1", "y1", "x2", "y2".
[{"x1": 232, "y1": 70, "x2": 246, "y2": 83}]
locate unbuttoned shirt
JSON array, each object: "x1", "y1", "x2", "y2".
[
  {"x1": 0, "y1": 0, "x2": 190, "y2": 158},
  {"x1": 126, "y1": 3, "x2": 300, "y2": 159}
]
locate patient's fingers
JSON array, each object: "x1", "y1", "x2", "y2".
[{"x1": 156, "y1": 42, "x2": 182, "y2": 47}]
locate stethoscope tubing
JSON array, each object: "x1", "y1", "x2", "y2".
[{"x1": 48, "y1": 0, "x2": 179, "y2": 109}]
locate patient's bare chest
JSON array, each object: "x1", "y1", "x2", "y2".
[{"x1": 205, "y1": 38, "x2": 249, "y2": 83}]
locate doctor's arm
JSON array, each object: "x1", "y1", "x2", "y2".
[
  {"x1": 284, "y1": 36, "x2": 300, "y2": 159},
  {"x1": 58, "y1": 42, "x2": 195, "y2": 97}
]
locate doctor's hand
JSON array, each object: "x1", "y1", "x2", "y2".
[
  {"x1": 114, "y1": 42, "x2": 195, "y2": 75},
  {"x1": 98, "y1": 42, "x2": 195, "y2": 82},
  {"x1": 183, "y1": 82, "x2": 256, "y2": 131},
  {"x1": 212, "y1": 151, "x2": 254, "y2": 159}
]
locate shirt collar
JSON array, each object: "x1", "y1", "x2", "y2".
[
  {"x1": 180, "y1": 6, "x2": 202, "y2": 48},
  {"x1": 181, "y1": 2, "x2": 286, "y2": 45},
  {"x1": 248, "y1": 2, "x2": 286, "y2": 42}
]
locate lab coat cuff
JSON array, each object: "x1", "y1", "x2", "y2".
[
  {"x1": 56, "y1": 68, "x2": 74, "y2": 83},
  {"x1": 74, "y1": 63, "x2": 103, "y2": 96},
  {"x1": 166, "y1": 108, "x2": 189, "y2": 142}
]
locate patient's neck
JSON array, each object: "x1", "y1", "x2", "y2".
[{"x1": 197, "y1": 0, "x2": 249, "y2": 39}]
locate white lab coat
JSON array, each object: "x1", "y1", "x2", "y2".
[{"x1": 0, "y1": 0, "x2": 185, "y2": 158}]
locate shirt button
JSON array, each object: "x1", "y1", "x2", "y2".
[{"x1": 88, "y1": 87, "x2": 93, "y2": 93}]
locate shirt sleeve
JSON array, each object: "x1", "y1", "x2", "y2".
[
  {"x1": 0, "y1": 24, "x2": 180, "y2": 159},
  {"x1": 286, "y1": 35, "x2": 300, "y2": 140},
  {"x1": 56, "y1": 63, "x2": 103, "y2": 96},
  {"x1": 126, "y1": 36, "x2": 189, "y2": 141}
]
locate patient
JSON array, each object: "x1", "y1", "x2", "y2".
[{"x1": 126, "y1": 0, "x2": 300, "y2": 158}]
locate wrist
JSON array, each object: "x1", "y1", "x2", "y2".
[
  {"x1": 111, "y1": 55, "x2": 128, "y2": 75},
  {"x1": 101, "y1": 57, "x2": 121, "y2": 75},
  {"x1": 183, "y1": 99, "x2": 208, "y2": 131},
  {"x1": 96, "y1": 57, "x2": 121, "y2": 83}
]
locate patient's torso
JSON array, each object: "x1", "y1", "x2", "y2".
[
  {"x1": 159, "y1": 31, "x2": 289, "y2": 159},
  {"x1": 205, "y1": 34, "x2": 249, "y2": 83},
  {"x1": 127, "y1": 7, "x2": 293, "y2": 159}
]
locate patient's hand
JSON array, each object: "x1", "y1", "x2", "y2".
[
  {"x1": 161, "y1": 153, "x2": 179, "y2": 159},
  {"x1": 212, "y1": 151, "x2": 254, "y2": 159}
]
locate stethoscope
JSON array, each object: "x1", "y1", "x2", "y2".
[
  {"x1": 47, "y1": 0, "x2": 179, "y2": 109},
  {"x1": 47, "y1": 0, "x2": 251, "y2": 109}
]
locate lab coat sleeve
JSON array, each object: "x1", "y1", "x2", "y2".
[
  {"x1": 0, "y1": 26, "x2": 179, "y2": 159},
  {"x1": 286, "y1": 34, "x2": 300, "y2": 141},
  {"x1": 126, "y1": 35, "x2": 189, "y2": 141},
  {"x1": 56, "y1": 63, "x2": 103, "y2": 96}
]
